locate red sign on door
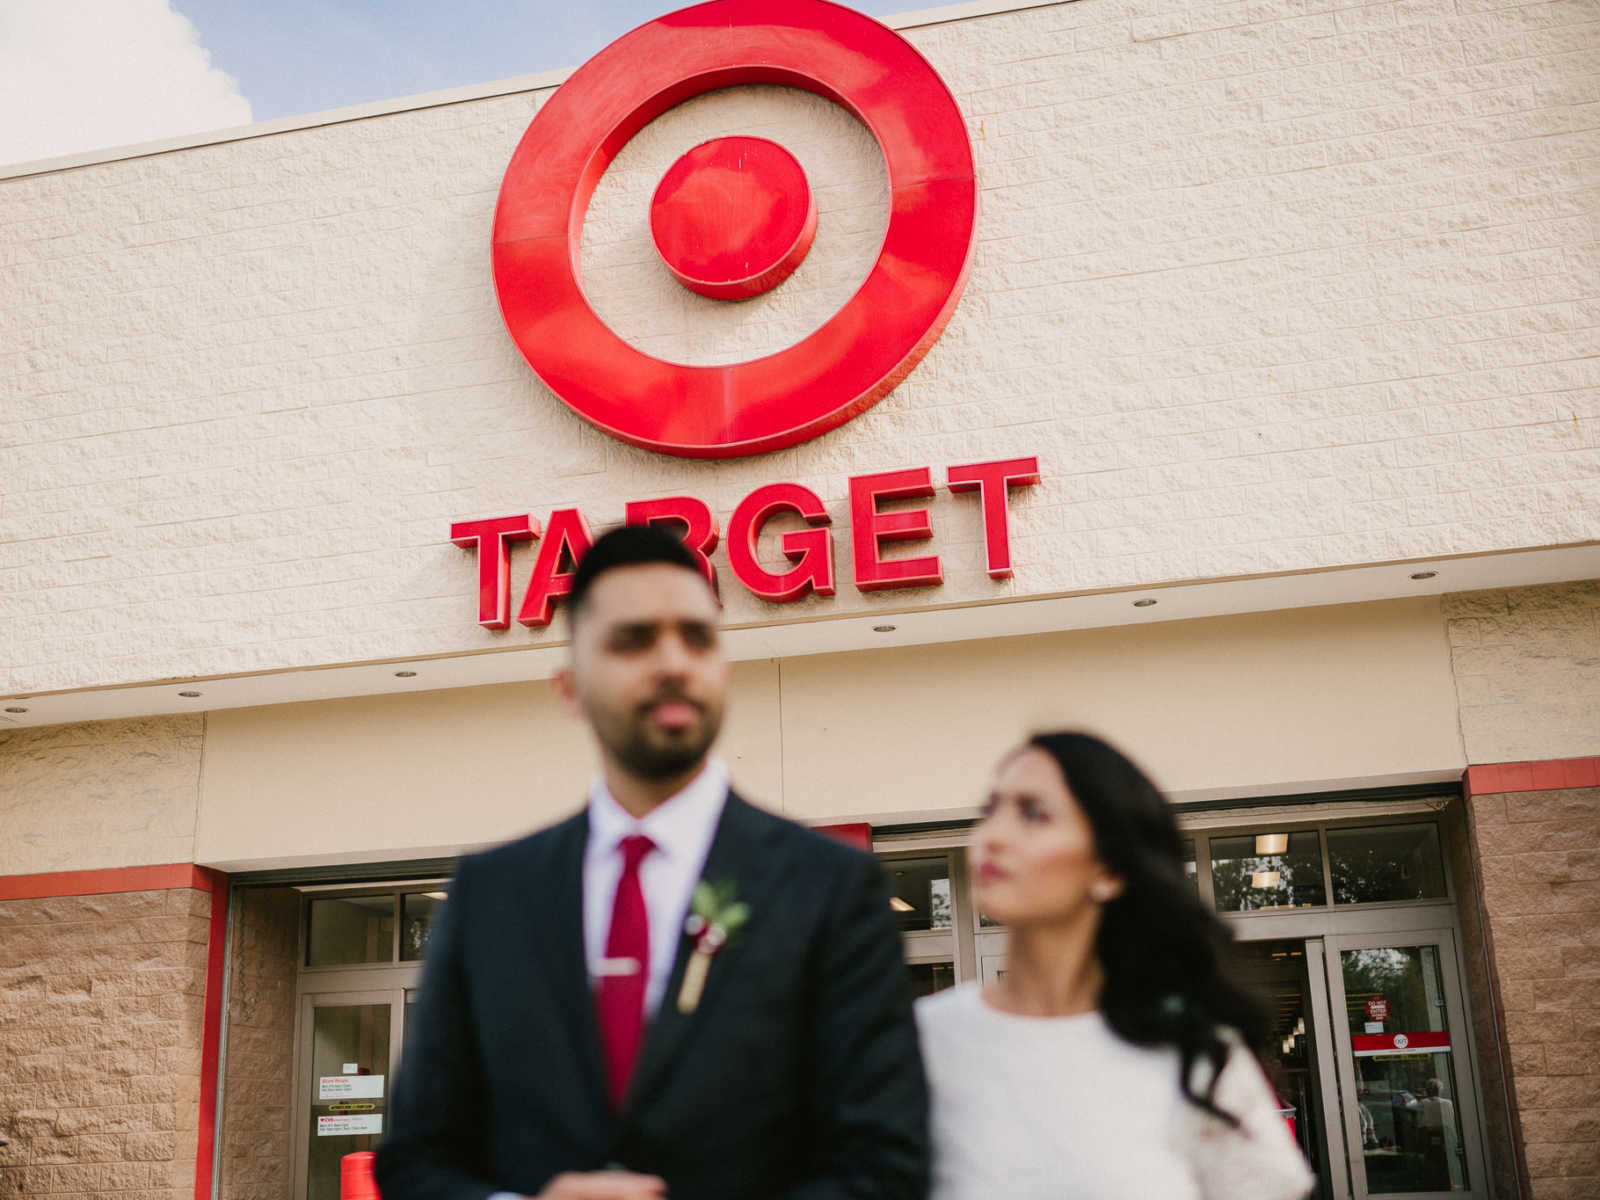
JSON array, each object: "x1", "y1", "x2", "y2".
[
  {"x1": 1366, "y1": 997, "x2": 1390, "y2": 1022},
  {"x1": 1352, "y1": 1030, "x2": 1450, "y2": 1057}
]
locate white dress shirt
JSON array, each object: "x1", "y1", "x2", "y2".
[
  {"x1": 485, "y1": 762, "x2": 730, "y2": 1200},
  {"x1": 582, "y1": 756, "x2": 729, "y2": 1017}
]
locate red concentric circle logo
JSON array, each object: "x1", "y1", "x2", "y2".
[
  {"x1": 650, "y1": 136, "x2": 818, "y2": 301},
  {"x1": 491, "y1": 0, "x2": 978, "y2": 459}
]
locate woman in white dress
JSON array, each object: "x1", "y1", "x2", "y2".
[{"x1": 917, "y1": 732, "x2": 1315, "y2": 1200}]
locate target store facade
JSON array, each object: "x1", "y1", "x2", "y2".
[{"x1": 1, "y1": 1, "x2": 1597, "y2": 1199}]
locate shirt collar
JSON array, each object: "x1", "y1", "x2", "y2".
[{"x1": 587, "y1": 756, "x2": 729, "y2": 865}]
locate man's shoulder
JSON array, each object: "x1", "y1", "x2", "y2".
[
  {"x1": 457, "y1": 808, "x2": 587, "y2": 883},
  {"x1": 727, "y1": 793, "x2": 878, "y2": 875}
]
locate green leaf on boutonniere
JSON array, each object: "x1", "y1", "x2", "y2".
[{"x1": 678, "y1": 880, "x2": 752, "y2": 1014}]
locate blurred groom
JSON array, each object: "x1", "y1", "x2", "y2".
[{"x1": 378, "y1": 524, "x2": 928, "y2": 1200}]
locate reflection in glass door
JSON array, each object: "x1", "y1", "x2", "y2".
[{"x1": 1328, "y1": 935, "x2": 1486, "y2": 1198}]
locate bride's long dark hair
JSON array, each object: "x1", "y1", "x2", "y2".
[{"x1": 1024, "y1": 731, "x2": 1268, "y2": 1123}]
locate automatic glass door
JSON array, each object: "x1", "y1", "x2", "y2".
[{"x1": 1325, "y1": 932, "x2": 1489, "y2": 1198}]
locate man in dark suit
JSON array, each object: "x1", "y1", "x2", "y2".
[{"x1": 377, "y1": 525, "x2": 928, "y2": 1200}]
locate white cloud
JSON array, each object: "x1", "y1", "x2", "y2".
[{"x1": 0, "y1": 0, "x2": 252, "y2": 166}]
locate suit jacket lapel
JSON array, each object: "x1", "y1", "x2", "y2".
[
  {"x1": 624, "y1": 793, "x2": 777, "y2": 1114},
  {"x1": 536, "y1": 810, "x2": 613, "y2": 1129}
]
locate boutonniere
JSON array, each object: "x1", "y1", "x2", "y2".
[{"x1": 676, "y1": 880, "x2": 750, "y2": 1014}]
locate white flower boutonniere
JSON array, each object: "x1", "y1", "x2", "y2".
[{"x1": 676, "y1": 880, "x2": 750, "y2": 1014}]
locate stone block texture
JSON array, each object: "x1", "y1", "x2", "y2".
[
  {"x1": 1465, "y1": 784, "x2": 1600, "y2": 1200},
  {"x1": 2, "y1": 0, "x2": 1597, "y2": 696},
  {"x1": 216, "y1": 886, "x2": 298, "y2": 1200},
  {"x1": 1444, "y1": 795, "x2": 1525, "y2": 1198},
  {"x1": 0, "y1": 715, "x2": 204, "y2": 876},
  {"x1": 1445, "y1": 580, "x2": 1600, "y2": 764},
  {"x1": 0, "y1": 887, "x2": 212, "y2": 1199}
]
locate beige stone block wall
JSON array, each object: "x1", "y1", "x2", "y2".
[
  {"x1": 0, "y1": 887, "x2": 212, "y2": 1200},
  {"x1": 1445, "y1": 581, "x2": 1600, "y2": 765},
  {"x1": 2, "y1": 0, "x2": 1596, "y2": 697},
  {"x1": 1465, "y1": 785, "x2": 1600, "y2": 1200},
  {"x1": 217, "y1": 886, "x2": 299, "y2": 1200},
  {"x1": 0, "y1": 715, "x2": 205, "y2": 876}
]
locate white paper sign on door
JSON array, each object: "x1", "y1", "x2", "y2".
[
  {"x1": 320, "y1": 1075, "x2": 385, "y2": 1100},
  {"x1": 318, "y1": 1114, "x2": 383, "y2": 1137}
]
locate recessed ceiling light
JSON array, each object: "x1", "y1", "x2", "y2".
[
  {"x1": 394, "y1": 670, "x2": 418, "y2": 678},
  {"x1": 1255, "y1": 833, "x2": 1289, "y2": 855},
  {"x1": 1410, "y1": 571, "x2": 1437, "y2": 580},
  {"x1": 889, "y1": 897, "x2": 916, "y2": 912},
  {"x1": 872, "y1": 624, "x2": 897, "y2": 633},
  {"x1": 178, "y1": 691, "x2": 202, "y2": 698},
  {"x1": 4, "y1": 706, "x2": 27, "y2": 714},
  {"x1": 1133, "y1": 598, "x2": 1158, "y2": 608}
]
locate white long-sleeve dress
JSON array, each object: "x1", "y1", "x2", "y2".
[{"x1": 916, "y1": 983, "x2": 1315, "y2": 1200}]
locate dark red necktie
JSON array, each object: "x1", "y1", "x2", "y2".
[{"x1": 597, "y1": 833, "x2": 654, "y2": 1108}]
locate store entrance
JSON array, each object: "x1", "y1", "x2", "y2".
[
  {"x1": 1227, "y1": 929, "x2": 1490, "y2": 1200},
  {"x1": 1226, "y1": 939, "x2": 1337, "y2": 1196}
]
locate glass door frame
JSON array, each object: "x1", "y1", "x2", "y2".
[
  {"x1": 1229, "y1": 911, "x2": 1492, "y2": 1200},
  {"x1": 290, "y1": 983, "x2": 416, "y2": 1200},
  {"x1": 1324, "y1": 929, "x2": 1490, "y2": 1200},
  {"x1": 1225, "y1": 925, "x2": 1352, "y2": 1200}
]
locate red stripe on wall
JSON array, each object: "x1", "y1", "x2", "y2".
[
  {"x1": 1465, "y1": 756, "x2": 1600, "y2": 797},
  {"x1": 815, "y1": 823, "x2": 873, "y2": 851},
  {"x1": 0, "y1": 862, "x2": 222, "y2": 901},
  {"x1": 194, "y1": 875, "x2": 229, "y2": 1200}
]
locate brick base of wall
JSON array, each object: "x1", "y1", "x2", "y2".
[
  {"x1": 0, "y1": 886, "x2": 214, "y2": 1199},
  {"x1": 1465, "y1": 772, "x2": 1600, "y2": 1200}
]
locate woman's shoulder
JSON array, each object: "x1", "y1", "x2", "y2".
[
  {"x1": 1182, "y1": 1032, "x2": 1316, "y2": 1200},
  {"x1": 914, "y1": 980, "x2": 984, "y2": 1033}
]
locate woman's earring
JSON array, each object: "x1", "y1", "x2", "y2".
[{"x1": 1091, "y1": 883, "x2": 1116, "y2": 903}]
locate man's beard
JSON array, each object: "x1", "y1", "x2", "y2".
[{"x1": 593, "y1": 686, "x2": 723, "y2": 781}]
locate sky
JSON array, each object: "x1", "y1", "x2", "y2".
[{"x1": 0, "y1": 0, "x2": 912, "y2": 167}]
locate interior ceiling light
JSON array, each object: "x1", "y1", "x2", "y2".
[
  {"x1": 889, "y1": 897, "x2": 916, "y2": 912},
  {"x1": 1255, "y1": 833, "x2": 1290, "y2": 856},
  {"x1": 1250, "y1": 870, "x2": 1283, "y2": 889},
  {"x1": 422, "y1": 891, "x2": 449, "y2": 901}
]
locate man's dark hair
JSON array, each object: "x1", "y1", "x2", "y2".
[{"x1": 567, "y1": 523, "x2": 707, "y2": 624}]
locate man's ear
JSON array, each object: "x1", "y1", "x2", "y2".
[{"x1": 552, "y1": 665, "x2": 582, "y2": 719}]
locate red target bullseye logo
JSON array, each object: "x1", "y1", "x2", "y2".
[
  {"x1": 491, "y1": 0, "x2": 978, "y2": 459},
  {"x1": 650, "y1": 136, "x2": 818, "y2": 301}
]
